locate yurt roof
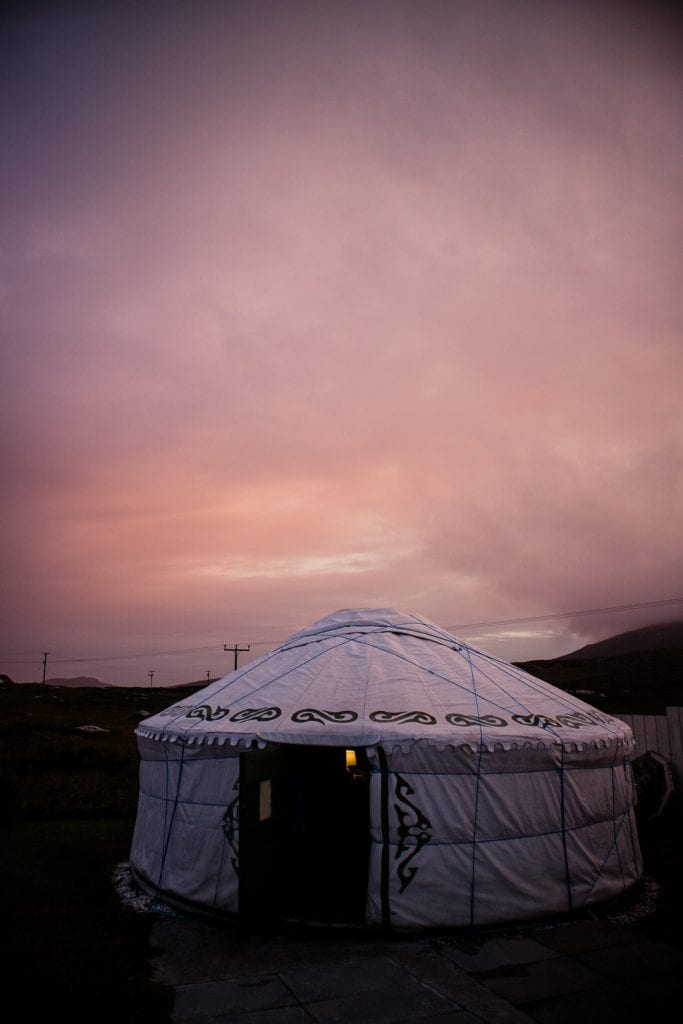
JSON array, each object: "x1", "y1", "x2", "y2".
[{"x1": 137, "y1": 608, "x2": 632, "y2": 753}]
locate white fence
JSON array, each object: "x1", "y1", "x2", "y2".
[{"x1": 618, "y1": 707, "x2": 683, "y2": 805}]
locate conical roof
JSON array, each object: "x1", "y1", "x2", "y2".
[{"x1": 137, "y1": 608, "x2": 632, "y2": 752}]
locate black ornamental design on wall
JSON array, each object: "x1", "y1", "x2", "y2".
[
  {"x1": 222, "y1": 780, "x2": 240, "y2": 875},
  {"x1": 394, "y1": 773, "x2": 432, "y2": 894}
]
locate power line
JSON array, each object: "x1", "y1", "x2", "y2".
[
  {"x1": 28, "y1": 644, "x2": 223, "y2": 663},
  {"x1": 1, "y1": 596, "x2": 681, "y2": 669},
  {"x1": 232, "y1": 596, "x2": 683, "y2": 645},
  {"x1": 448, "y1": 596, "x2": 683, "y2": 632}
]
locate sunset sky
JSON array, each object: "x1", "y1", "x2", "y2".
[{"x1": 2, "y1": 0, "x2": 682, "y2": 685}]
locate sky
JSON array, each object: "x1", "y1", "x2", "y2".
[{"x1": 1, "y1": 0, "x2": 682, "y2": 685}]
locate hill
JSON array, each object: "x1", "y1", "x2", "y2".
[
  {"x1": 14, "y1": 675, "x2": 216, "y2": 689},
  {"x1": 45, "y1": 676, "x2": 113, "y2": 688},
  {"x1": 513, "y1": 620, "x2": 683, "y2": 715},
  {"x1": 517, "y1": 648, "x2": 683, "y2": 716},
  {"x1": 558, "y1": 621, "x2": 683, "y2": 660}
]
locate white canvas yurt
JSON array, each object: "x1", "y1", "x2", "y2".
[{"x1": 130, "y1": 608, "x2": 642, "y2": 929}]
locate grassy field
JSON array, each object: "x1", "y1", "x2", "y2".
[
  {"x1": 1, "y1": 677, "x2": 681, "y2": 1022},
  {"x1": 0, "y1": 683, "x2": 195, "y2": 1023}
]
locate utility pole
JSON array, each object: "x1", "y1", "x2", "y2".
[
  {"x1": 224, "y1": 644, "x2": 250, "y2": 671},
  {"x1": 41, "y1": 652, "x2": 49, "y2": 686},
  {"x1": 148, "y1": 670, "x2": 155, "y2": 688}
]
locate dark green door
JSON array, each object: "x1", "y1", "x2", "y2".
[{"x1": 238, "y1": 745, "x2": 291, "y2": 923}]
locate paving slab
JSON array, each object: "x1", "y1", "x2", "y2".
[
  {"x1": 515, "y1": 981, "x2": 657, "y2": 1024},
  {"x1": 301, "y1": 980, "x2": 459, "y2": 1024},
  {"x1": 387, "y1": 945, "x2": 472, "y2": 992},
  {"x1": 281, "y1": 955, "x2": 420, "y2": 1002},
  {"x1": 576, "y1": 937, "x2": 683, "y2": 980},
  {"x1": 413, "y1": 1013, "x2": 484, "y2": 1024},
  {"x1": 173, "y1": 975, "x2": 296, "y2": 1020},
  {"x1": 385, "y1": 946, "x2": 535, "y2": 1022},
  {"x1": 439, "y1": 937, "x2": 559, "y2": 972},
  {"x1": 629, "y1": 970, "x2": 683, "y2": 1006},
  {"x1": 431, "y1": 978, "x2": 537, "y2": 1023},
  {"x1": 530, "y1": 921, "x2": 641, "y2": 955},
  {"x1": 475, "y1": 956, "x2": 604, "y2": 1004},
  {"x1": 151, "y1": 919, "x2": 401, "y2": 984},
  {"x1": 174, "y1": 1007, "x2": 312, "y2": 1024},
  {"x1": 150, "y1": 907, "x2": 683, "y2": 1024}
]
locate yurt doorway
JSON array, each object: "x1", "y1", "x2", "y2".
[{"x1": 238, "y1": 744, "x2": 370, "y2": 925}]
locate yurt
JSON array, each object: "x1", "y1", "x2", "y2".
[{"x1": 130, "y1": 609, "x2": 642, "y2": 929}]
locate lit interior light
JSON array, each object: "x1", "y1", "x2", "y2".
[{"x1": 345, "y1": 749, "x2": 357, "y2": 769}]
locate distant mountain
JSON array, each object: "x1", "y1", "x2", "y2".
[
  {"x1": 517, "y1": 621, "x2": 683, "y2": 715},
  {"x1": 559, "y1": 621, "x2": 683, "y2": 660},
  {"x1": 45, "y1": 676, "x2": 112, "y2": 688},
  {"x1": 14, "y1": 676, "x2": 216, "y2": 690}
]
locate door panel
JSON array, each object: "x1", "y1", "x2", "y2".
[
  {"x1": 238, "y1": 744, "x2": 370, "y2": 925},
  {"x1": 238, "y1": 745, "x2": 291, "y2": 922}
]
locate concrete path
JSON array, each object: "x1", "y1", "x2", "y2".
[{"x1": 150, "y1": 913, "x2": 683, "y2": 1024}]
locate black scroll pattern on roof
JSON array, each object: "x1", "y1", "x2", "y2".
[
  {"x1": 291, "y1": 709, "x2": 359, "y2": 724},
  {"x1": 445, "y1": 712, "x2": 508, "y2": 727},
  {"x1": 394, "y1": 773, "x2": 432, "y2": 894},
  {"x1": 230, "y1": 707, "x2": 281, "y2": 722},
  {"x1": 186, "y1": 705, "x2": 231, "y2": 721},
  {"x1": 370, "y1": 710, "x2": 437, "y2": 724}
]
